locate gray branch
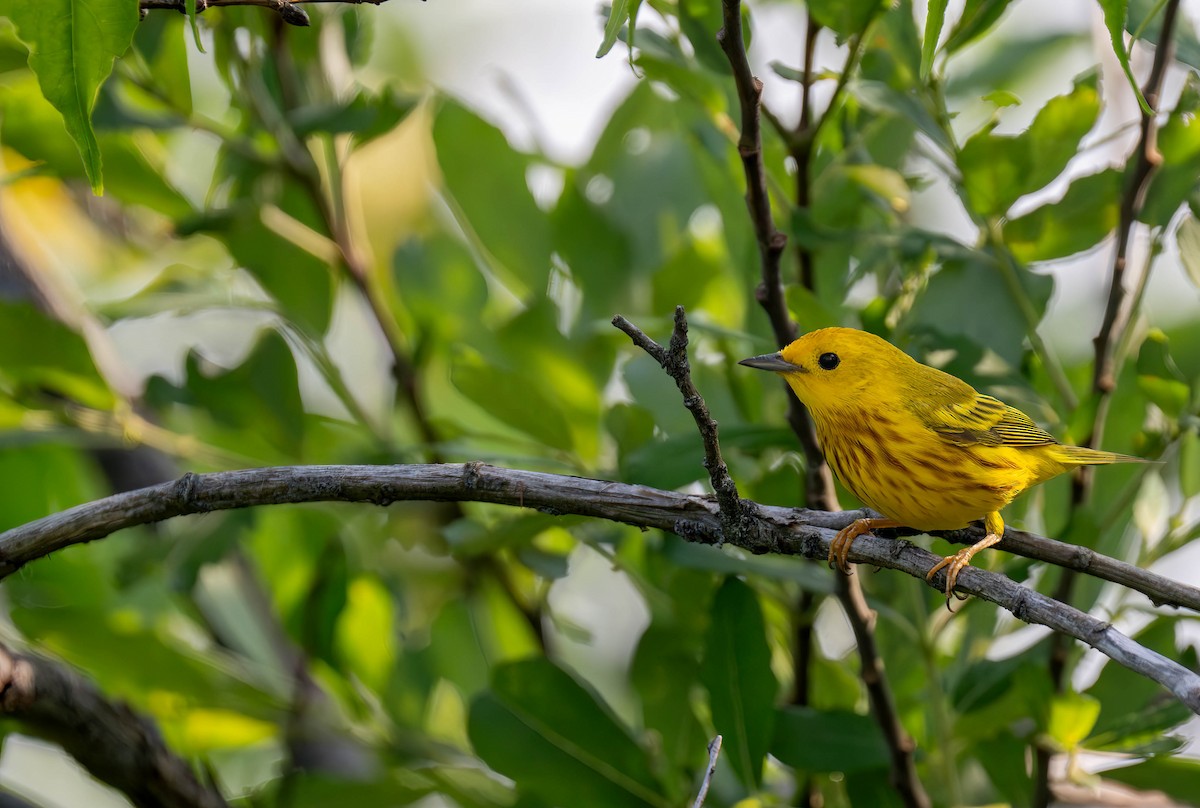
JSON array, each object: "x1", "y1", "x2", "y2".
[
  {"x1": 1, "y1": 463, "x2": 1199, "y2": 713},
  {"x1": 0, "y1": 645, "x2": 227, "y2": 808}
]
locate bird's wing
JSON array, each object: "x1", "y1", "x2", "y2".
[{"x1": 919, "y1": 393, "x2": 1057, "y2": 448}]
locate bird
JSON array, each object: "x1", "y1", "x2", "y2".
[{"x1": 739, "y1": 327, "x2": 1143, "y2": 600}]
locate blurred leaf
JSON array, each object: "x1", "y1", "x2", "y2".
[
  {"x1": 772, "y1": 707, "x2": 890, "y2": 773},
  {"x1": 1141, "y1": 80, "x2": 1200, "y2": 226},
  {"x1": 958, "y1": 72, "x2": 1100, "y2": 217},
  {"x1": 433, "y1": 100, "x2": 551, "y2": 294},
  {"x1": 215, "y1": 199, "x2": 335, "y2": 335},
  {"x1": 1177, "y1": 214, "x2": 1200, "y2": 288},
  {"x1": 132, "y1": 13, "x2": 192, "y2": 116},
  {"x1": 1181, "y1": 429, "x2": 1200, "y2": 499},
  {"x1": 1045, "y1": 691, "x2": 1100, "y2": 751},
  {"x1": 167, "y1": 329, "x2": 305, "y2": 458},
  {"x1": 450, "y1": 349, "x2": 574, "y2": 452},
  {"x1": 905, "y1": 255, "x2": 1053, "y2": 367},
  {"x1": 808, "y1": 0, "x2": 887, "y2": 40},
  {"x1": 974, "y1": 735, "x2": 1033, "y2": 805},
  {"x1": 921, "y1": 0, "x2": 950, "y2": 77},
  {"x1": 4, "y1": 0, "x2": 139, "y2": 193},
  {"x1": 944, "y1": 0, "x2": 1013, "y2": 52},
  {"x1": 468, "y1": 658, "x2": 666, "y2": 808},
  {"x1": 0, "y1": 75, "x2": 192, "y2": 216},
  {"x1": 701, "y1": 578, "x2": 777, "y2": 790},
  {"x1": 288, "y1": 772, "x2": 434, "y2": 808},
  {"x1": 335, "y1": 576, "x2": 396, "y2": 693},
  {"x1": 631, "y1": 626, "x2": 705, "y2": 775},
  {"x1": 597, "y1": 0, "x2": 636, "y2": 58},
  {"x1": 1137, "y1": 330, "x2": 1191, "y2": 417},
  {"x1": 0, "y1": 301, "x2": 113, "y2": 410},
  {"x1": 1128, "y1": 0, "x2": 1200, "y2": 72},
  {"x1": 678, "y1": 0, "x2": 735, "y2": 72},
  {"x1": 1005, "y1": 169, "x2": 1121, "y2": 263},
  {"x1": 1104, "y1": 756, "x2": 1200, "y2": 803},
  {"x1": 1097, "y1": 0, "x2": 1152, "y2": 114},
  {"x1": 287, "y1": 88, "x2": 417, "y2": 144}
]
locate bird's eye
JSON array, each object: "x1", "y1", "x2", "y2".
[{"x1": 818, "y1": 352, "x2": 840, "y2": 370}]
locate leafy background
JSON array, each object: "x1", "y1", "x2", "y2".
[{"x1": 0, "y1": 0, "x2": 1198, "y2": 806}]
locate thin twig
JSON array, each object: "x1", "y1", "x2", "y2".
[
  {"x1": 0, "y1": 645, "x2": 229, "y2": 808},
  {"x1": 716, "y1": 3, "x2": 925, "y2": 803},
  {"x1": 1040, "y1": 6, "x2": 1181, "y2": 801},
  {"x1": 613, "y1": 309, "x2": 772, "y2": 547},
  {"x1": 691, "y1": 735, "x2": 723, "y2": 808},
  {"x1": 2, "y1": 464, "x2": 1200, "y2": 712}
]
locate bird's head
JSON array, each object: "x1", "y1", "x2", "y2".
[{"x1": 739, "y1": 327, "x2": 914, "y2": 413}]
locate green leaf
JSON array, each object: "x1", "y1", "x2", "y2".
[
  {"x1": 772, "y1": 707, "x2": 891, "y2": 773},
  {"x1": 433, "y1": 100, "x2": 552, "y2": 294},
  {"x1": 449, "y1": 349, "x2": 575, "y2": 452},
  {"x1": 1097, "y1": 0, "x2": 1153, "y2": 115},
  {"x1": 185, "y1": 0, "x2": 205, "y2": 53},
  {"x1": 468, "y1": 659, "x2": 666, "y2": 808},
  {"x1": 700, "y1": 578, "x2": 777, "y2": 790},
  {"x1": 921, "y1": 0, "x2": 950, "y2": 77},
  {"x1": 1004, "y1": 169, "x2": 1122, "y2": 263},
  {"x1": 3, "y1": 0, "x2": 140, "y2": 193},
  {"x1": 904, "y1": 255, "x2": 1053, "y2": 367},
  {"x1": 958, "y1": 72, "x2": 1101, "y2": 217},
  {"x1": 944, "y1": 0, "x2": 1013, "y2": 53},
  {"x1": 807, "y1": 0, "x2": 886, "y2": 40},
  {"x1": 0, "y1": 301, "x2": 113, "y2": 409},
  {"x1": 597, "y1": 0, "x2": 639, "y2": 58}
]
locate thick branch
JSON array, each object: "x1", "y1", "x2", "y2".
[
  {"x1": 4, "y1": 464, "x2": 1200, "y2": 713},
  {"x1": 0, "y1": 645, "x2": 227, "y2": 808}
]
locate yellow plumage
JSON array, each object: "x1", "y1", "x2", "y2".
[{"x1": 740, "y1": 327, "x2": 1142, "y2": 598}]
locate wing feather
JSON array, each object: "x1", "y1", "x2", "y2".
[{"x1": 916, "y1": 391, "x2": 1057, "y2": 448}]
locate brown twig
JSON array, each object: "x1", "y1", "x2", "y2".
[
  {"x1": 612, "y1": 308, "x2": 770, "y2": 546},
  {"x1": 1038, "y1": 5, "x2": 1181, "y2": 803},
  {"x1": 2, "y1": 464, "x2": 1200, "y2": 712},
  {"x1": 0, "y1": 645, "x2": 228, "y2": 808},
  {"x1": 140, "y1": 0, "x2": 393, "y2": 26},
  {"x1": 716, "y1": 3, "x2": 924, "y2": 804}
]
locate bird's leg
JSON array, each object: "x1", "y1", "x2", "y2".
[
  {"x1": 926, "y1": 512, "x2": 1005, "y2": 600},
  {"x1": 829, "y1": 517, "x2": 903, "y2": 574}
]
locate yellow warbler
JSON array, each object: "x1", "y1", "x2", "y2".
[{"x1": 740, "y1": 327, "x2": 1142, "y2": 598}]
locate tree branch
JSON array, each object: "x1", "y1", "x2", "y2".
[
  {"x1": 716, "y1": 5, "x2": 923, "y2": 804},
  {"x1": 1041, "y1": 3, "x2": 1181, "y2": 800},
  {"x1": 140, "y1": 0, "x2": 393, "y2": 27},
  {"x1": 0, "y1": 645, "x2": 228, "y2": 808},
  {"x1": 4, "y1": 464, "x2": 1200, "y2": 713}
]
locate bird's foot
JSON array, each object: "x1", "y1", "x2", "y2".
[
  {"x1": 829, "y1": 517, "x2": 902, "y2": 574},
  {"x1": 925, "y1": 532, "x2": 1002, "y2": 606}
]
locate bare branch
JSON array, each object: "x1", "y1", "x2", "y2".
[
  {"x1": 0, "y1": 645, "x2": 227, "y2": 808},
  {"x1": 691, "y1": 736, "x2": 722, "y2": 808},
  {"x1": 717, "y1": 3, "x2": 923, "y2": 803},
  {"x1": 140, "y1": 0, "x2": 394, "y2": 26},
  {"x1": 3, "y1": 464, "x2": 1200, "y2": 713}
]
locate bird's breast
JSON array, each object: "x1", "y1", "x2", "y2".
[{"x1": 812, "y1": 409, "x2": 1034, "y2": 531}]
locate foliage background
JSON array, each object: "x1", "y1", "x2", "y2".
[{"x1": 0, "y1": 0, "x2": 1198, "y2": 806}]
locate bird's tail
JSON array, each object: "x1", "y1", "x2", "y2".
[{"x1": 1055, "y1": 445, "x2": 1147, "y2": 466}]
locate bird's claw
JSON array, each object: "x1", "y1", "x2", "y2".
[
  {"x1": 926, "y1": 549, "x2": 974, "y2": 607},
  {"x1": 828, "y1": 518, "x2": 873, "y2": 575}
]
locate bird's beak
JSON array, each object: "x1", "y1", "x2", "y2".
[{"x1": 738, "y1": 352, "x2": 805, "y2": 373}]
